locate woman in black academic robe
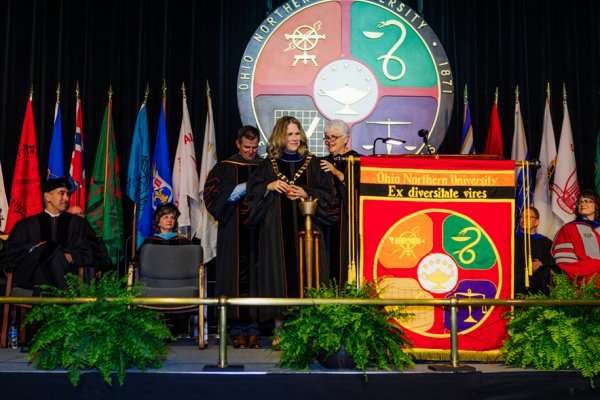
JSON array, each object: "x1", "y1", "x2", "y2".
[
  {"x1": 319, "y1": 119, "x2": 361, "y2": 288},
  {"x1": 246, "y1": 116, "x2": 334, "y2": 323},
  {"x1": 140, "y1": 203, "x2": 192, "y2": 246}
]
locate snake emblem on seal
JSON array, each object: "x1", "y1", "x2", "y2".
[{"x1": 450, "y1": 227, "x2": 482, "y2": 265}]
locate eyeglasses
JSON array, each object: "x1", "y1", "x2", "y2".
[
  {"x1": 577, "y1": 199, "x2": 595, "y2": 206},
  {"x1": 323, "y1": 135, "x2": 343, "y2": 143}
]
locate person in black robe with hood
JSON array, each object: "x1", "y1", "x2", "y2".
[
  {"x1": 204, "y1": 126, "x2": 263, "y2": 349},
  {"x1": 319, "y1": 119, "x2": 361, "y2": 287},
  {"x1": 514, "y1": 206, "x2": 559, "y2": 296},
  {"x1": 4, "y1": 178, "x2": 97, "y2": 295},
  {"x1": 246, "y1": 116, "x2": 335, "y2": 328}
]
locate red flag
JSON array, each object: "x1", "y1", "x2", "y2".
[
  {"x1": 69, "y1": 97, "x2": 86, "y2": 210},
  {"x1": 5, "y1": 96, "x2": 43, "y2": 232},
  {"x1": 483, "y1": 102, "x2": 504, "y2": 157}
]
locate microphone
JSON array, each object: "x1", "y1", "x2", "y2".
[{"x1": 418, "y1": 129, "x2": 434, "y2": 155}]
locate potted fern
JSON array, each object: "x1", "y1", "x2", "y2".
[
  {"x1": 502, "y1": 273, "x2": 600, "y2": 380},
  {"x1": 25, "y1": 272, "x2": 174, "y2": 387},
  {"x1": 275, "y1": 280, "x2": 413, "y2": 372}
]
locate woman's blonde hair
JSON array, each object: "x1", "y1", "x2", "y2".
[{"x1": 267, "y1": 116, "x2": 309, "y2": 159}]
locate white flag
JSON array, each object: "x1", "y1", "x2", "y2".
[
  {"x1": 0, "y1": 161, "x2": 8, "y2": 232},
  {"x1": 172, "y1": 91, "x2": 200, "y2": 231},
  {"x1": 533, "y1": 99, "x2": 561, "y2": 238},
  {"x1": 511, "y1": 97, "x2": 532, "y2": 218},
  {"x1": 552, "y1": 97, "x2": 579, "y2": 223},
  {"x1": 195, "y1": 91, "x2": 218, "y2": 263}
]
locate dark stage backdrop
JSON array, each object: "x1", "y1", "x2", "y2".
[{"x1": 1, "y1": 0, "x2": 600, "y2": 232}]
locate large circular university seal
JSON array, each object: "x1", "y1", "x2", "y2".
[{"x1": 237, "y1": 0, "x2": 454, "y2": 156}]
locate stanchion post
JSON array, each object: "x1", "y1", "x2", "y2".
[
  {"x1": 203, "y1": 295, "x2": 244, "y2": 371},
  {"x1": 428, "y1": 296, "x2": 475, "y2": 373}
]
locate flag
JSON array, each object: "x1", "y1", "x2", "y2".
[
  {"x1": 0, "y1": 161, "x2": 8, "y2": 232},
  {"x1": 5, "y1": 96, "x2": 43, "y2": 233},
  {"x1": 69, "y1": 96, "x2": 86, "y2": 210},
  {"x1": 172, "y1": 89, "x2": 200, "y2": 233},
  {"x1": 195, "y1": 90, "x2": 218, "y2": 263},
  {"x1": 126, "y1": 102, "x2": 152, "y2": 250},
  {"x1": 552, "y1": 95, "x2": 579, "y2": 223},
  {"x1": 460, "y1": 100, "x2": 475, "y2": 154},
  {"x1": 511, "y1": 95, "x2": 533, "y2": 223},
  {"x1": 86, "y1": 95, "x2": 124, "y2": 264},
  {"x1": 150, "y1": 104, "x2": 173, "y2": 209},
  {"x1": 533, "y1": 97, "x2": 561, "y2": 238},
  {"x1": 47, "y1": 100, "x2": 65, "y2": 179},
  {"x1": 483, "y1": 101, "x2": 504, "y2": 157}
]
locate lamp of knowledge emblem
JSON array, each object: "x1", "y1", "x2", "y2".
[{"x1": 237, "y1": 0, "x2": 454, "y2": 156}]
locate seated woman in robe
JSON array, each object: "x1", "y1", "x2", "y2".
[
  {"x1": 552, "y1": 190, "x2": 600, "y2": 283},
  {"x1": 246, "y1": 116, "x2": 334, "y2": 327},
  {"x1": 142, "y1": 203, "x2": 192, "y2": 246}
]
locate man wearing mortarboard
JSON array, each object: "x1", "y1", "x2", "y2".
[{"x1": 4, "y1": 178, "x2": 97, "y2": 295}]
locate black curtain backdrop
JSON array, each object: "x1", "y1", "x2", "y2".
[{"x1": 1, "y1": 0, "x2": 600, "y2": 230}]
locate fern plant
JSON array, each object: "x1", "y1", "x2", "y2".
[
  {"x1": 502, "y1": 273, "x2": 600, "y2": 380},
  {"x1": 25, "y1": 272, "x2": 175, "y2": 387},
  {"x1": 275, "y1": 280, "x2": 413, "y2": 372}
]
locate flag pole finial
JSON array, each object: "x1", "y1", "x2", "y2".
[
  {"x1": 206, "y1": 80, "x2": 211, "y2": 98},
  {"x1": 546, "y1": 82, "x2": 551, "y2": 103},
  {"x1": 162, "y1": 79, "x2": 167, "y2": 100},
  {"x1": 76, "y1": 81, "x2": 80, "y2": 100},
  {"x1": 515, "y1": 85, "x2": 520, "y2": 102},
  {"x1": 56, "y1": 83, "x2": 61, "y2": 103},
  {"x1": 562, "y1": 82, "x2": 567, "y2": 101},
  {"x1": 144, "y1": 82, "x2": 149, "y2": 104},
  {"x1": 29, "y1": 85, "x2": 34, "y2": 100},
  {"x1": 463, "y1": 84, "x2": 468, "y2": 104},
  {"x1": 494, "y1": 87, "x2": 499, "y2": 105},
  {"x1": 108, "y1": 85, "x2": 113, "y2": 101},
  {"x1": 182, "y1": 82, "x2": 187, "y2": 98}
]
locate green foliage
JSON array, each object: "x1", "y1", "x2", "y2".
[
  {"x1": 502, "y1": 274, "x2": 600, "y2": 380},
  {"x1": 275, "y1": 280, "x2": 414, "y2": 372},
  {"x1": 25, "y1": 272, "x2": 175, "y2": 387}
]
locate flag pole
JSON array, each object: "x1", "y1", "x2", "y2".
[
  {"x1": 162, "y1": 78, "x2": 167, "y2": 115},
  {"x1": 74, "y1": 82, "x2": 81, "y2": 205},
  {"x1": 103, "y1": 86, "x2": 113, "y2": 210},
  {"x1": 181, "y1": 82, "x2": 193, "y2": 239}
]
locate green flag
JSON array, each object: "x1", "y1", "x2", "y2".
[
  {"x1": 87, "y1": 97, "x2": 124, "y2": 264},
  {"x1": 596, "y1": 126, "x2": 600, "y2": 195}
]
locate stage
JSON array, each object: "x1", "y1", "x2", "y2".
[{"x1": 0, "y1": 338, "x2": 598, "y2": 400}]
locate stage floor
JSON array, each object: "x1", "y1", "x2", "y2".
[{"x1": 1, "y1": 338, "x2": 599, "y2": 400}]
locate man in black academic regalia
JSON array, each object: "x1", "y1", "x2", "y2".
[
  {"x1": 514, "y1": 206, "x2": 560, "y2": 296},
  {"x1": 204, "y1": 126, "x2": 263, "y2": 349},
  {"x1": 4, "y1": 178, "x2": 97, "y2": 295}
]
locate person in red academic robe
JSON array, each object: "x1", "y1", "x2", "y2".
[{"x1": 552, "y1": 190, "x2": 600, "y2": 284}]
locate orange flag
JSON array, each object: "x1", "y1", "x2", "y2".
[{"x1": 5, "y1": 95, "x2": 43, "y2": 232}]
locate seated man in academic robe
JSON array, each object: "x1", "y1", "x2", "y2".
[
  {"x1": 4, "y1": 178, "x2": 97, "y2": 295},
  {"x1": 514, "y1": 206, "x2": 560, "y2": 296}
]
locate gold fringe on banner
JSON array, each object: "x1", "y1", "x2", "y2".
[{"x1": 407, "y1": 348, "x2": 504, "y2": 362}]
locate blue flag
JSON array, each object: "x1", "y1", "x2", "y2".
[
  {"x1": 48, "y1": 103, "x2": 65, "y2": 179},
  {"x1": 151, "y1": 105, "x2": 173, "y2": 209},
  {"x1": 126, "y1": 103, "x2": 152, "y2": 249},
  {"x1": 460, "y1": 102, "x2": 475, "y2": 154}
]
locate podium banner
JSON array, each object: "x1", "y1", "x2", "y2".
[{"x1": 359, "y1": 157, "x2": 515, "y2": 354}]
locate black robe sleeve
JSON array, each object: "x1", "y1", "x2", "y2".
[{"x1": 204, "y1": 162, "x2": 238, "y2": 221}]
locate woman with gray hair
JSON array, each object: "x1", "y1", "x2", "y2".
[{"x1": 320, "y1": 119, "x2": 360, "y2": 287}]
